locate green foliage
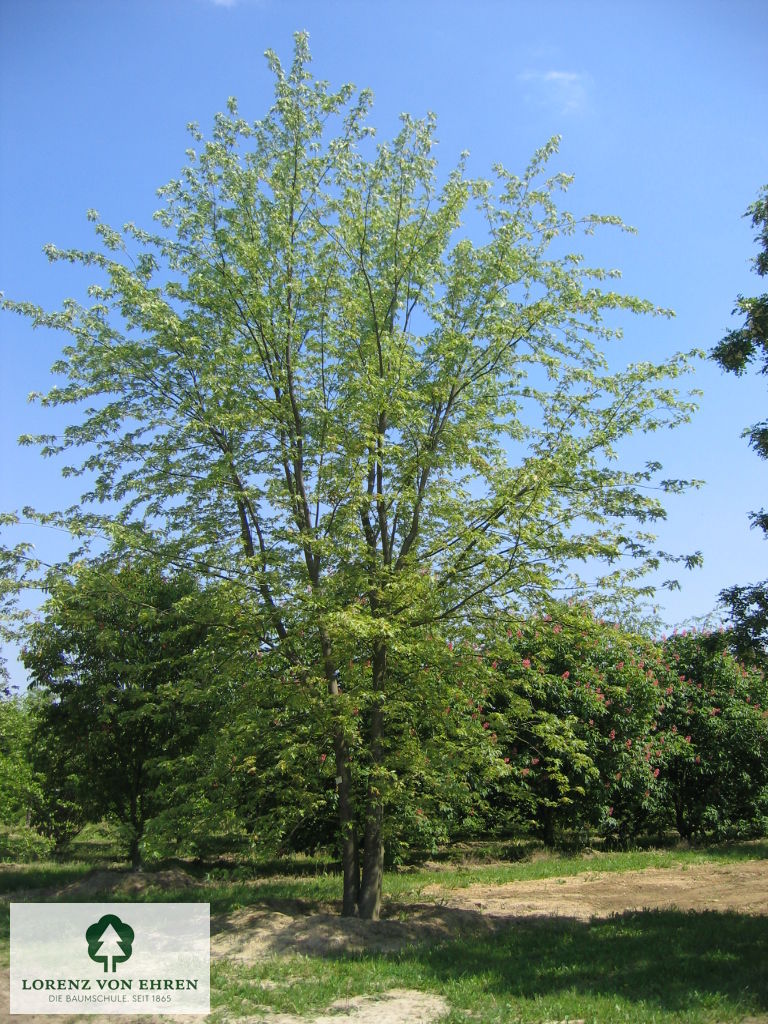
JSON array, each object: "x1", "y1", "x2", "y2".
[
  {"x1": 0, "y1": 696, "x2": 53, "y2": 861},
  {"x1": 483, "y1": 610, "x2": 768, "y2": 846},
  {"x1": 711, "y1": 185, "x2": 768, "y2": 450},
  {"x1": 657, "y1": 630, "x2": 768, "y2": 839},
  {"x1": 21, "y1": 560, "x2": 220, "y2": 862},
  {"x1": 0, "y1": 696, "x2": 40, "y2": 825},
  {"x1": 712, "y1": 185, "x2": 768, "y2": 661},
  {"x1": 485, "y1": 604, "x2": 673, "y2": 844}
]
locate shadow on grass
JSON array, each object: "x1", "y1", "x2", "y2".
[
  {"x1": 408, "y1": 909, "x2": 768, "y2": 1016},
  {"x1": 0, "y1": 862, "x2": 98, "y2": 895}
]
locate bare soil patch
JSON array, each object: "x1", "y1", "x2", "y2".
[{"x1": 422, "y1": 858, "x2": 768, "y2": 923}]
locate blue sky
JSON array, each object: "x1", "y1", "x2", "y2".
[{"x1": 1, "y1": 0, "x2": 767, "y2": 686}]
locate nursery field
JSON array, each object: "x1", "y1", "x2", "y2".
[{"x1": 2, "y1": 842, "x2": 768, "y2": 1024}]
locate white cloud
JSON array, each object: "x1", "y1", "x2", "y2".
[{"x1": 517, "y1": 70, "x2": 592, "y2": 115}]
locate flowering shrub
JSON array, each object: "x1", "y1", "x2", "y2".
[
  {"x1": 485, "y1": 604, "x2": 671, "y2": 844},
  {"x1": 485, "y1": 608, "x2": 768, "y2": 845},
  {"x1": 655, "y1": 631, "x2": 768, "y2": 839}
]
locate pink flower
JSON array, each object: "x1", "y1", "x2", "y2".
[
  {"x1": 562, "y1": 670, "x2": 570, "y2": 679},
  {"x1": 653, "y1": 768, "x2": 660, "y2": 777},
  {"x1": 553, "y1": 623, "x2": 563, "y2": 634},
  {"x1": 531, "y1": 757, "x2": 540, "y2": 765},
  {"x1": 685, "y1": 735, "x2": 691, "y2": 743},
  {"x1": 483, "y1": 721, "x2": 490, "y2": 729},
  {"x1": 522, "y1": 767, "x2": 530, "y2": 776},
  {"x1": 608, "y1": 807, "x2": 614, "y2": 816},
  {"x1": 626, "y1": 739, "x2": 632, "y2": 749},
  {"x1": 609, "y1": 729, "x2": 616, "y2": 740},
  {"x1": 320, "y1": 754, "x2": 327, "y2": 762},
  {"x1": 522, "y1": 658, "x2": 531, "y2": 669}
]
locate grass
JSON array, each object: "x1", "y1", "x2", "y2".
[
  {"x1": 210, "y1": 910, "x2": 768, "y2": 1023},
  {"x1": 2, "y1": 840, "x2": 768, "y2": 1022},
  {"x1": 384, "y1": 838, "x2": 768, "y2": 899}
]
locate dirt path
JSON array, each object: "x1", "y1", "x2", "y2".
[{"x1": 3, "y1": 859, "x2": 768, "y2": 1023}]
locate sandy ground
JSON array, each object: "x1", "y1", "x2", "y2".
[{"x1": 3, "y1": 858, "x2": 768, "y2": 1024}]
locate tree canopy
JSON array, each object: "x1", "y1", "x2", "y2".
[
  {"x1": 711, "y1": 184, "x2": 768, "y2": 660},
  {"x1": 2, "y1": 34, "x2": 700, "y2": 917},
  {"x1": 21, "y1": 561, "x2": 217, "y2": 865}
]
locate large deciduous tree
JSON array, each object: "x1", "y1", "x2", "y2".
[
  {"x1": 711, "y1": 185, "x2": 768, "y2": 661},
  {"x1": 3, "y1": 35, "x2": 699, "y2": 917}
]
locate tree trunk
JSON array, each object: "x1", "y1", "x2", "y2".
[
  {"x1": 540, "y1": 804, "x2": 556, "y2": 848},
  {"x1": 358, "y1": 642, "x2": 386, "y2": 920},
  {"x1": 323, "y1": 634, "x2": 359, "y2": 916},
  {"x1": 129, "y1": 782, "x2": 144, "y2": 870},
  {"x1": 334, "y1": 731, "x2": 360, "y2": 916},
  {"x1": 675, "y1": 799, "x2": 690, "y2": 841},
  {"x1": 129, "y1": 832, "x2": 142, "y2": 870},
  {"x1": 358, "y1": 763, "x2": 384, "y2": 920}
]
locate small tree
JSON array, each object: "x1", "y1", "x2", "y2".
[
  {"x1": 22, "y1": 561, "x2": 216, "y2": 866},
  {"x1": 4, "y1": 35, "x2": 700, "y2": 916}
]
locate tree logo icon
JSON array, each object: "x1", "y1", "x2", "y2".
[{"x1": 85, "y1": 914, "x2": 135, "y2": 973}]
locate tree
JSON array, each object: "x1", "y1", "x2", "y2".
[
  {"x1": 712, "y1": 185, "x2": 768, "y2": 659},
  {"x1": 656, "y1": 630, "x2": 768, "y2": 839},
  {"x1": 22, "y1": 561, "x2": 217, "y2": 866},
  {"x1": 0, "y1": 693, "x2": 52, "y2": 860},
  {"x1": 3, "y1": 35, "x2": 700, "y2": 917}
]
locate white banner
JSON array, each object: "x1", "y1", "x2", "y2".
[{"x1": 10, "y1": 902, "x2": 210, "y2": 1015}]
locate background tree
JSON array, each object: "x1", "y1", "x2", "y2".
[
  {"x1": 3, "y1": 35, "x2": 700, "y2": 917},
  {"x1": 0, "y1": 694, "x2": 51, "y2": 860},
  {"x1": 656, "y1": 630, "x2": 768, "y2": 839},
  {"x1": 712, "y1": 185, "x2": 768, "y2": 660},
  {"x1": 22, "y1": 561, "x2": 217, "y2": 866}
]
